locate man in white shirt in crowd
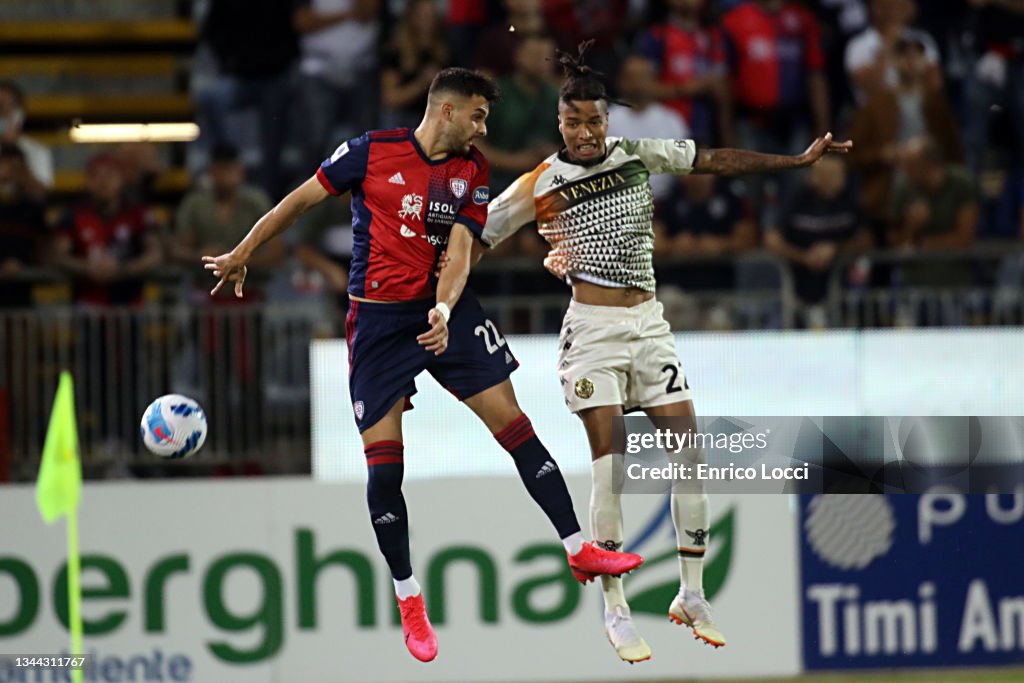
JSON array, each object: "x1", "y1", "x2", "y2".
[
  {"x1": 0, "y1": 80, "x2": 52, "y2": 201},
  {"x1": 608, "y1": 54, "x2": 690, "y2": 204}
]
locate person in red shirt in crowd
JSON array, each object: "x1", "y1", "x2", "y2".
[
  {"x1": 52, "y1": 153, "x2": 162, "y2": 306},
  {"x1": 722, "y1": 0, "x2": 831, "y2": 225},
  {"x1": 445, "y1": 0, "x2": 489, "y2": 67},
  {"x1": 636, "y1": 0, "x2": 733, "y2": 145}
]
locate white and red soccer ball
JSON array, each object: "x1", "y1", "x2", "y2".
[{"x1": 140, "y1": 394, "x2": 208, "y2": 459}]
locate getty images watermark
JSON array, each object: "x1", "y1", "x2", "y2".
[
  {"x1": 624, "y1": 428, "x2": 809, "y2": 484},
  {"x1": 611, "y1": 416, "x2": 1024, "y2": 494}
]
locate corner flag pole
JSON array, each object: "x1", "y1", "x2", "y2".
[
  {"x1": 67, "y1": 508, "x2": 83, "y2": 683},
  {"x1": 35, "y1": 371, "x2": 84, "y2": 683}
]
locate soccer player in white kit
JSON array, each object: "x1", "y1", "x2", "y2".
[{"x1": 474, "y1": 42, "x2": 852, "y2": 663}]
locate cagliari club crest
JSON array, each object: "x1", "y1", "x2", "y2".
[{"x1": 450, "y1": 177, "x2": 468, "y2": 198}]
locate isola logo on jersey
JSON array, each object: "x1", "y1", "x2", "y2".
[{"x1": 426, "y1": 200, "x2": 459, "y2": 227}]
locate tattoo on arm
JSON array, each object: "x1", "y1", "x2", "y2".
[{"x1": 693, "y1": 148, "x2": 802, "y2": 176}]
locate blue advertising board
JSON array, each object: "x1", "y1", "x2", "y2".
[{"x1": 800, "y1": 493, "x2": 1024, "y2": 670}]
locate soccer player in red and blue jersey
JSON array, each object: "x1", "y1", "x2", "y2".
[{"x1": 202, "y1": 68, "x2": 644, "y2": 663}]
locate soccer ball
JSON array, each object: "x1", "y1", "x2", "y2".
[{"x1": 140, "y1": 394, "x2": 208, "y2": 459}]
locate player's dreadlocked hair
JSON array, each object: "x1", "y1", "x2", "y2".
[{"x1": 555, "y1": 39, "x2": 628, "y2": 107}]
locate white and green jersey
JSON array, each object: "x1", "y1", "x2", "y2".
[{"x1": 482, "y1": 137, "x2": 698, "y2": 292}]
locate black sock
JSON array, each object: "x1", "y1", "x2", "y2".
[
  {"x1": 365, "y1": 441, "x2": 412, "y2": 579},
  {"x1": 495, "y1": 414, "x2": 581, "y2": 539}
]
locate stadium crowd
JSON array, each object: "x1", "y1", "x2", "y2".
[{"x1": 1, "y1": 0, "x2": 1022, "y2": 330}]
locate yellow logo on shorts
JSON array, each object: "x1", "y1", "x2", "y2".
[{"x1": 574, "y1": 377, "x2": 594, "y2": 399}]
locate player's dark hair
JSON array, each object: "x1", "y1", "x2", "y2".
[
  {"x1": 428, "y1": 67, "x2": 500, "y2": 104},
  {"x1": 555, "y1": 40, "x2": 627, "y2": 108}
]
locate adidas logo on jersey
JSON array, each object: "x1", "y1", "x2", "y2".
[
  {"x1": 374, "y1": 512, "x2": 400, "y2": 525},
  {"x1": 389, "y1": 172, "x2": 406, "y2": 185},
  {"x1": 536, "y1": 460, "x2": 558, "y2": 478},
  {"x1": 400, "y1": 224, "x2": 416, "y2": 238}
]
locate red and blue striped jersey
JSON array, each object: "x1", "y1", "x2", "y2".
[{"x1": 315, "y1": 128, "x2": 490, "y2": 301}]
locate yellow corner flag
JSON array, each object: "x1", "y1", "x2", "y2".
[
  {"x1": 36, "y1": 371, "x2": 82, "y2": 523},
  {"x1": 35, "y1": 371, "x2": 84, "y2": 682}
]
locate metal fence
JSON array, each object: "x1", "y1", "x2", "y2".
[
  {"x1": 474, "y1": 253, "x2": 798, "y2": 333},
  {"x1": 0, "y1": 303, "x2": 319, "y2": 481},
  {"x1": 827, "y1": 244, "x2": 1024, "y2": 328}
]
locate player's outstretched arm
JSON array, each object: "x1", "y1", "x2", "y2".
[
  {"x1": 692, "y1": 133, "x2": 852, "y2": 176},
  {"x1": 417, "y1": 222, "x2": 475, "y2": 356},
  {"x1": 203, "y1": 176, "x2": 330, "y2": 297}
]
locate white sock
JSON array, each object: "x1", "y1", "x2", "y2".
[
  {"x1": 394, "y1": 575, "x2": 421, "y2": 600},
  {"x1": 591, "y1": 453, "x2": 627, "y2": 610},
  {"x1": 683, "y1": 556, "x2": 704, "y2": 594},
  {"x1": 562, "y1": 531, "x2": 585, "y2": 556},
  {"x1": 671, "y1": 481, "x2": 709, "y2": 596}
]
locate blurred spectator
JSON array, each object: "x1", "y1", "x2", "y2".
[
  {"x1": 844, "y1": 0, "x2": 941, "y2": 103},
  {"x1": 765, "y1": 155, "x2": 870, "y2": 326},
  {"x1": 722, "y1": 0, "x2": 830, "y2": 225},
  {"x1": 890, "y1": 136, "x2": 978, "y2": 251},
  {"x1": 115, "y1": 142, "x2": 164, "y2": 205},
  {"x1": 474, "y1": 33, "x2": 562, "y2": 195},
  {"x1": 293, "y1": 193, "x2": 353, "y2": 309},
  {"x1": 542, "y1": 0, "x2": 631, "y2": 79},
  {"x1": 295, "y1": 0, "x2": 380, "y2": 166},
  {"x1": 810, "y1": 0, "x2": 869, "y2": 115},
  {"x1": 173, "y1": 144, "x2": 282, "y2": 300},
  {"x1": 848, "y1": 36, "x2": 961, "y2": 241},
  {"x1": 0, "y1": 81, "x2": 52, "y2": 201},
  {"x1": 473, "y1": 0, "x2": 548, "y2": 78},
  {"x1": 0, "y1": 144, "x2": 46, "y2": 308},
  {"x1": 654, "y1": 174, "x2": 756, "y2": 290},
  {"x1": 380, "y1": 0, "x2": 451, "y2": 129},
  {"x1": 195, "y1": 0, "x2": 300, "y2": 198},
  {"x1": 959, "y1": 0, "x2": 1024, "y2": 176},
  {"x1": 656, "y1": 174, "x2": 756, "y2": 257},
  {"x1": 447, "y1": 0, "x2": 490, "y2": 68},
  {"x1": 608, "y1": 54, "x2": 691, "y2": 203},
  {"x1": 636, "y1": 0, "x2": 731, "y2": 145},
  {"x1": 52, "y1": 154, "x2": 162, "y2": 306}
]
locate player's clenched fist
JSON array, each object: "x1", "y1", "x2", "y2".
[{"x1": 417, "y1": 308, "x2": 449, "y2": 356}]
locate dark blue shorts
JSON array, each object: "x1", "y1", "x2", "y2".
[{"x1": 345, "y1": 291, "x2": 519, "y2": 432}]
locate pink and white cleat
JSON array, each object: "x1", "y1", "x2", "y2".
[{"x1": 397, "y1": 594, "x2": 438, "y2": 662}]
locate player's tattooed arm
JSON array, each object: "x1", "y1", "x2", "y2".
[{"x1": 693, "y1": 133, "x2": 852, "y2": 176}]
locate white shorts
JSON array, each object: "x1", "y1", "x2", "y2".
[{"x1": 558, "y1": 297, "x2": 693, "y2": 414}]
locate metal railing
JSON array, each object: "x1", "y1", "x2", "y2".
[
  {"x1": 474, "y1": 253, "x2": 797, "y2": 332},
  {"x1": 0, "y1": 302, "x2": 320, "y2": 481},
  {"x1": 826, "y1": 243, "x2": 1024, "y2": 328}
]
